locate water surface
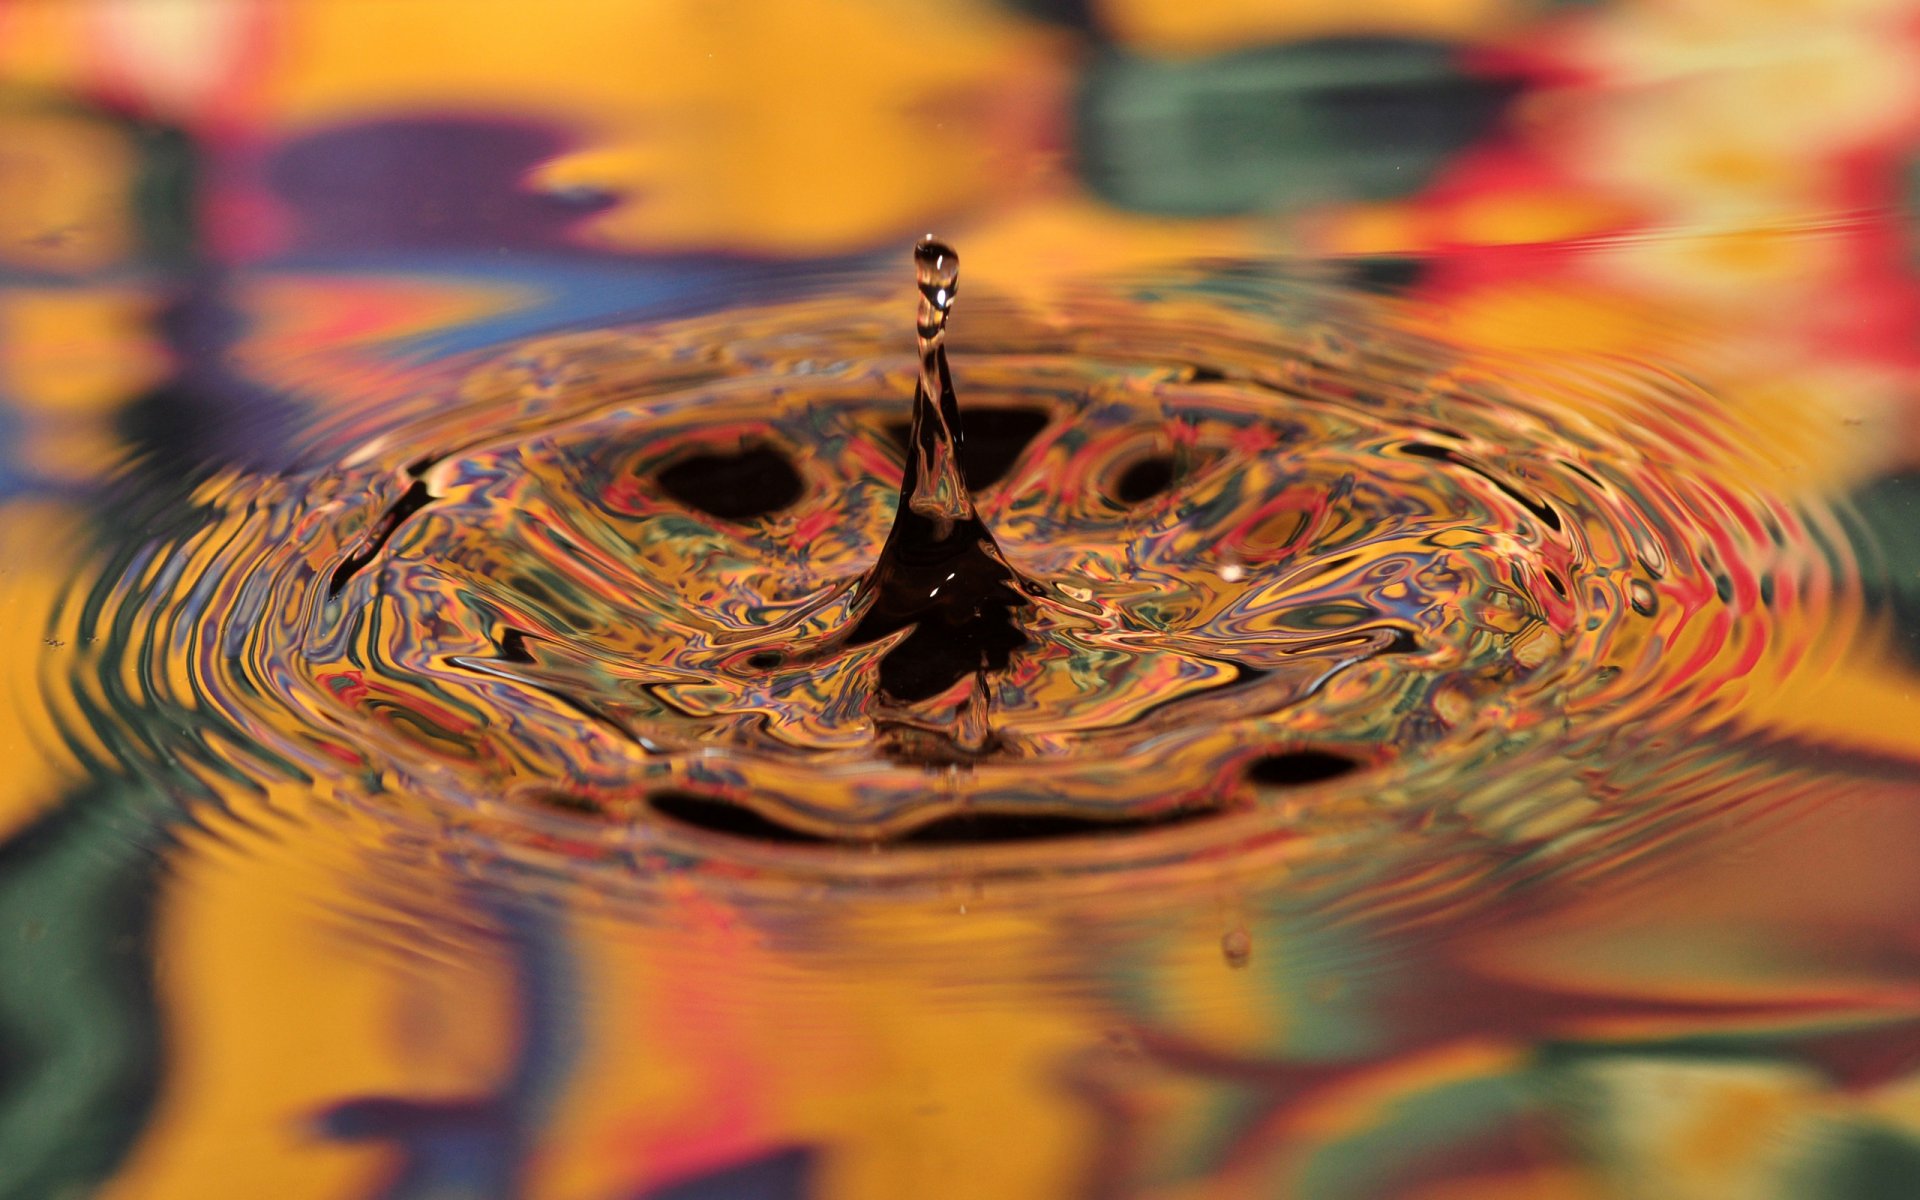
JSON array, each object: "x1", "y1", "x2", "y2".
[{"x1": 6, "y1": 4, "x2": 1920, "y2": 1198}]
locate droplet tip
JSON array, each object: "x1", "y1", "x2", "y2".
[{"x1": 913, "y1": 236, "x2": 959, "y2": 289}]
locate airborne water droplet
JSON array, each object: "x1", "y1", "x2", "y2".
[{"x1": 906, "y1": 236, "x2": 969, "y2": 522}]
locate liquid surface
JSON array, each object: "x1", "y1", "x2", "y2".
[
  {"x1": 9, "y1": 5, "x2": 1920, "y2": 1197},
  {"x1": 26, "y1": 245, "x2": 1919, "y2": 1200},
  {"x1": 43, "y1": 246, "x2": 1861, "y2": 899}
]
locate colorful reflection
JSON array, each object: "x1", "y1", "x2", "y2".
[{"x1": 6, "y1": 1, "x2": 1920, "y2": 1198}]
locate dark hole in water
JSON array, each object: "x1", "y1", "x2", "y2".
[
  {"x1": 1380, "y1": 628, "x2": 1423, "y2": 655},
  {"x1": 900, "y1": 806, "x2": 1218, "y2": 844},
  {"x1": 881, "y1": 406, "x2": 1051, "y2": 491},
  {"x1": 647, "y1": 789, "x2": 1221, "y2": 847},
  {"x1": 746, "y1": 650, "x2": 785, "y2": 670},
  {"x1": 535, "y1": 791, "x2": 604, "y2": 816},
  {"x1": 327, "y1": 479, "x2": 435, "y2": 597},
  {"x1": 655, "y1": 443, "x2": 804, "y2": 521},
  {"x1": 1247, "y1": 750, "x2": 1362, "y2": 786},
  {"x1": 1113, "y1": 454, "x2": 1177, "y2": 504},
  {"x1": 496, "y1": 628, "x2": 536, "y2": 663},
  {"x1": 1340, "y1": 255, "x2": 1427, "y2": 292},
  {"x1": 649, "y1": 790, "x2": 832, "y2": 844}
]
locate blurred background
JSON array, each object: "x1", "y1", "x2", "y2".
[
  {"x1": 7, "y1": 1, "x2": 1920, "y2": 1198},
  {"x1": 3, "y1": 0, "x2": 1920, "y2": 492}
]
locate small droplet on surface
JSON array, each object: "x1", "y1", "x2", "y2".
[
  {"x1": 1222, "y1": 927, "x2": 1253, "y2": 969},
  {"x1": 1629, "y1": 579, "x2": 1659, "y2": 617}
]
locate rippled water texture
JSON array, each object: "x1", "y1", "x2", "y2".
[
  {"x1": 14, "y1": 0, "x2": 1920, "y2": 1194},
  {"x1": 44, "y1": 260, "x2": 1865, "y2": 901}
]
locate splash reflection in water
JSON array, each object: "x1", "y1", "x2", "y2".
[{"x1": 43, "y1": 249, "x2": 1863, "y2": 902}]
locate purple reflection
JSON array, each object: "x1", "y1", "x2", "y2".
[{"x1": 264, "y1": 117, "x2": 612, "y2": 255}]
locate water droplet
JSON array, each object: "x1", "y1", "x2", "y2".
[
  {"x1": 1633, "y1": 532, "x2": 1669, "y2": 579},
  {"x1": 844, "y1": 239, "x2": 1034, "y2": 732},
  {"x1": 1629, "y1": 579, "x2": 1658, "y2": 617},
  {"x1": 1221, "y1": 927, "x2": 1252, "y2": 968}
]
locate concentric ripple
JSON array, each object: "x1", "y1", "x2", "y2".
[{"x1": 43, "y1": 262, "x2": 1863, "y2": 889}]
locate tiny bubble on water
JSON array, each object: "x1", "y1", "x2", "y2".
[{"x1": 1221, "y1": 927, "x2": 1252, "y2": 968}]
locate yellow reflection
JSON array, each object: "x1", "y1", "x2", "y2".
[
  {"x1": 533, "y1": 902, "x2": 1100, "y2": 1200},
  {"x1": 257, "y1": 0, "x2": 1064, "y2": 256},
  {"x1": 1101, "y1": 0, "x2": 1521, "y2": 55},
  {"x1": 0, "y1": 500, "x2": 90, "y2": 840},
  {"x1": 99, "y1": 811, "x2": 519, "y2": 1200},
  {"x1": 0, "y1": 107, "x2": 138, "y2": 275}
]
